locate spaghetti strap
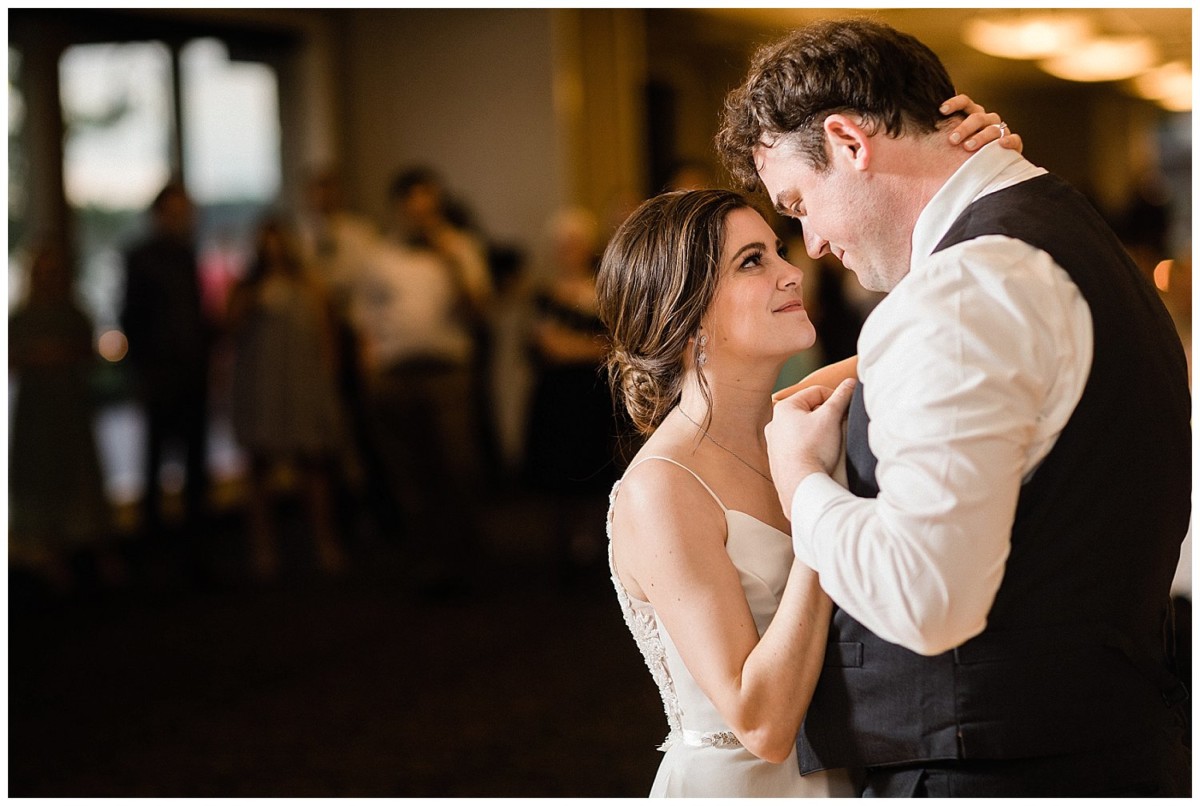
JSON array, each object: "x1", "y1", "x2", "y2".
[{"x1": 624, "y1": 455, "x2": 728, "y2": 512}]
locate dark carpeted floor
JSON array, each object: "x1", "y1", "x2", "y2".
[{"x1": 8, "y1": 489, "x2": 666, "y2": 797}]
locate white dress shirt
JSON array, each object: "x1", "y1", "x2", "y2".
[
  {"x1": 790, "y1": 143, "x2": 1094, "y2": 656},
  {"x1": 296, "y1": 211, "x2": 380, "y2": 306},
  {"x1": 350, "y1": 240, "x2": 476, "y2": 368}
]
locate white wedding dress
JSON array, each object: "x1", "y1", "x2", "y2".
[{"x1": 608, "y1": 456, "x2": 856, "y2": 797}]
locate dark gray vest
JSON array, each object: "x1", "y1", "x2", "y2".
[{"x1": 798, "y1": 174, "x2": 1191, "y2": 771}]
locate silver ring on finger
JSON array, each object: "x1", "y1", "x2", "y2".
[{"x1": 996, "y1": 121, "x2": 1009, "y2": 138}]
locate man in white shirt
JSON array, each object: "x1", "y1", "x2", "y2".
[
  {"x1": 717, "y1": 18, "x2": 1190, "y2": 796},
  {"x1": 350, "y1": 168, "x2": 493, "y2": 597}
]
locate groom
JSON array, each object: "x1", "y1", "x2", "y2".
[{"x1": 717, "y1": 18, "x2": 1191, "y2": 796}]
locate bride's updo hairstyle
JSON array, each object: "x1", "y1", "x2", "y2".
[{"x1": 597, "y1": 189, "x2": 754, "y2": 435}]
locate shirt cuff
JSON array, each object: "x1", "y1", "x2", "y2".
[{"x1": 790, "y1": 472, "x2": 850, "y2": 569}]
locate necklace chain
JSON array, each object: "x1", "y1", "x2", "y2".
[{"x1": 676, "y1": 408, "x2": 773, "y2": 484}]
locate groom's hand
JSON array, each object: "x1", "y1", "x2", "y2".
[{"x1": 765, "y1": 378, "x2": 856, "y2": 513}]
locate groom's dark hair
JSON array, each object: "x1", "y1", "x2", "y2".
[{"x1": 717, "y1": 17, "x2": 959, "y2": 189}]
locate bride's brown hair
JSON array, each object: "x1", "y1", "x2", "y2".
[{"x1": 597, "y1": 189, "x2": 754, "y2": 435}]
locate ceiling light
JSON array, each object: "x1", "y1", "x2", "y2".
[
  {"x1": 1040, "y1": 36, "x2": 1160, "y2": 82},
  {"x1": 963, "y1": 13, "x2": 1093, "y2": 60},
  {"x1": 1132, "y1": 61, "x2": 1193, "y2": 111},
  {"x1": 1156, "y1": 92, "x2": 1193, "y2": 113}
]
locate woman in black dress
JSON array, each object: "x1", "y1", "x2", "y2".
[{"x1": 524, "y1": 210, "x2": 619, "y2": 584}]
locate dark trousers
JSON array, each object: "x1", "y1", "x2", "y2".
[
  {"x1": 367, "y1": 358, "x2": 481, "y2": 586},
  {"x1": 142, "y1": 388, "x2": 210, "y2": 536},
  {"x1": 331, "y1": 320, "x2": 400, "y2": 534},
  {"x1": 862, "y1": 736, "x2": 1191, "y2": 797}
]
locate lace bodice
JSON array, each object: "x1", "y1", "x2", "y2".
[
  {"x1": 607, "y1": 457, "x2": 795, "y2": 752},
  {"x1": 607, "y1": 479, "x2": 693, "y2": 750}
]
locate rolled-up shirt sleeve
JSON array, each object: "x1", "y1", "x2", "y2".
[{"x1": 791, "y1": 235, "x2": 1091, "y2": 656}]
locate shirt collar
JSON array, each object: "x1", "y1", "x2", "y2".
[{"x1": 910, "y1": 143, "x2": 1048, "y2": 272}]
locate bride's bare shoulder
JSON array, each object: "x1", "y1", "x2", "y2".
[
  {"x1": 609, "y1": 437, "x2": 731, "y2": 601},
  {"x1": 612, "y1": 440, "x2": 725, "y2": 545}
]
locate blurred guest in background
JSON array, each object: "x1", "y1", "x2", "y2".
[
  {"x1": 388, "y1": 165, "x2": 492, "y2": 327},
  {"x1": 120, "y1": 181, "x2": 214, "y2": 547},
  {"x1": 227, "y1": 218, "x2": 348, "y2": 579},
  {"x1": 482, "y1": 243, "x2": 535, "y2": 483},
  {"x1": 296, "y1": 165, "x2": 380, "y2": 309},
  {"x1": 1112, "y1": 173, "x2": 1171, "y2": 285},
  {"x1": 391, "y1": 165, "x2": 496, "y2": 490},
  {"x1": 349, "y1": 167, "x2": 492, "y2": 596},
  {"x1": 10, "y1": 242, "x2": 118, "y2": 594},
  {"x1": 197, "y1": 227, "x2": 245, "y2": 328},
  {"x1": 523, "y1": 208, "x2": 617, "y2": 584},
  {"x1": 294, "y1": 165, "x2": 390, "y2": 539}
]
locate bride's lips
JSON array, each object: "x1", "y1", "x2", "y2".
[{"x1": 773, "y1": 299, "x2": 806, "y2": 313}]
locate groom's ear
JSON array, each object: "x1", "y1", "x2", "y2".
[{"x1": 823, "y1": 114, "x2": 872, "y2": 172}]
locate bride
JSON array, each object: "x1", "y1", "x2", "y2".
[{"x1": 596, "y1": 98, "x2": 1019, "y2": 797}]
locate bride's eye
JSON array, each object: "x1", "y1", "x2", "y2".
[
  {"x1": 739, "y1": 250, "x2": 764, "y2": 270},
  {"x1": 776, "y1": 242, "x2": 789, "y2": 259}
]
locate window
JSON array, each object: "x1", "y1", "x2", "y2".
[
  {"x1": 60, "y1": 41, "x2": 174, "y2": 333},
  {"x1": 181, "y1": 38, "x2": 281, "y2": 208},
  {"x1": 8, "y1": 46, "x2": 28, "y2": 311},
  {"x1": 58, "y1": 37, "x2": 282, "y2": 335},
  {"x1": 44, "y1": 36, "x2": 284, "y2": 505}
]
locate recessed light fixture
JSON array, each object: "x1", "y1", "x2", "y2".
[
  {"x1": 1132, "y1": 61, "x2": 1193, "y2": 112},
  {"x1": 1040, "y1": 35, "x2": 1160, "y2": 82},
  {"x1": 963, "y1": 13, "x2": 1093, "y2": 60}
]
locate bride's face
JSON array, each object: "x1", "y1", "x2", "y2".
[{"x1": 701, "y1": 207, "x2": 816, "y2": 364}]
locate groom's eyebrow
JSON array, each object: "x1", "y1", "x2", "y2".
[{"x1": 773, "y1": 191, "x2": 803, "y2": 217}]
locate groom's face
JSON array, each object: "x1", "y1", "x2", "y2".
[{"x1": 754, "y1": 135, "x2": 905, "y2": 293}]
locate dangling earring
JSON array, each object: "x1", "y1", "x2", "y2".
[{"x1": 696, "y1": 333, "x2": 709, "y2": 367}]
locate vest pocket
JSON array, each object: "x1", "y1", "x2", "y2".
[{"x1": 825, "y1": 641, "x2": 864, "y2": 667}]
